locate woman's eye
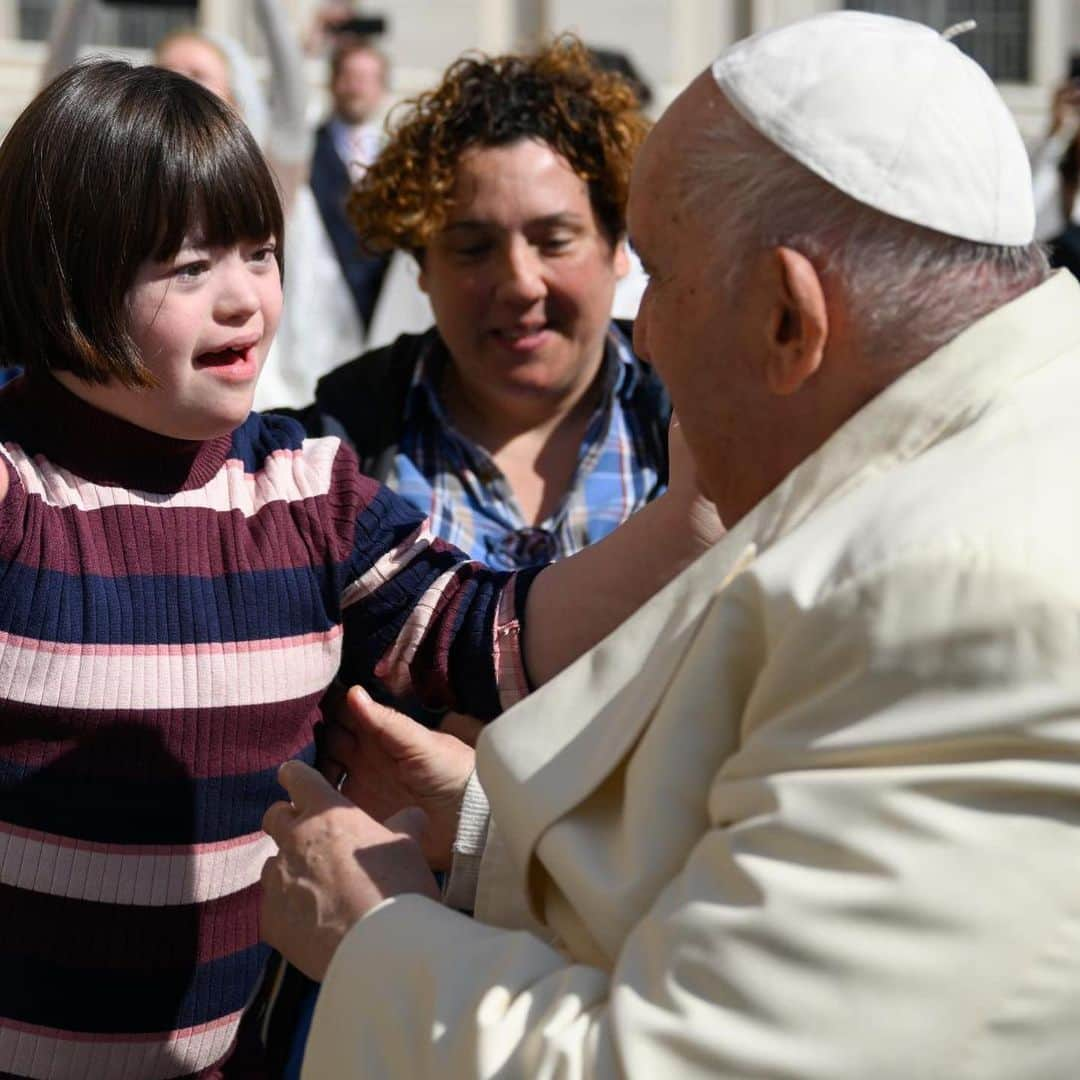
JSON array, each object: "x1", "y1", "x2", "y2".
[{"x1": 250, "y1": 244, "x2": 277, "y2": 264}]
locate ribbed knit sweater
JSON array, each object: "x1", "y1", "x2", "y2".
[{"x1": 0, "y1": 374, "x2": 532, "y2": 1080}]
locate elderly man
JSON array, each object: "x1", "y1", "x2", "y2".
[{"x1": 261, "y1": 11, "x2": 1080, "y2": 1077}]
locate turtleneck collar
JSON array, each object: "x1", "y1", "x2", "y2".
[{"x1": 0, "y1": 373, "x2": 232, "y2": 494}]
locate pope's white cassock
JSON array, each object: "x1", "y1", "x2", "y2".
[{"x1": 301, "y1": 270, "x2": 1080, "y2": 1078}]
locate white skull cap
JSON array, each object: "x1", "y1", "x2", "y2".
[{"x1": 710, "y1": 11, "x2": 1034, "y2": 245}]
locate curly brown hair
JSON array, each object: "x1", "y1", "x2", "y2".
[{"x1": 348, "y1": 36, "x2": 649, "y2": 255}]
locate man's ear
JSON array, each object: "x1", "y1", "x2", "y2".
[
  {"x1": 764, "y1": 246, "x2": 828, "y2": 396},
  {"x1": 416, "y1": 250, "x2": 429, "y2": 294}
]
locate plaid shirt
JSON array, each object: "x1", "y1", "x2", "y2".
[{"x1": 386, "y1": 324, "x2": 668, "y2": 569}]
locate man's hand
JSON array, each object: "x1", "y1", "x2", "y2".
[
  {"x1": 261, "y1": 760, "x2": 439, "y2": 982},
  {"x1": 323, "y1": 687, "x2": 476, "y2": 870}
]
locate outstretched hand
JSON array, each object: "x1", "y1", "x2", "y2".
[
  {"x1": 322, "y1": 686, "x2": 476, "y2": 870},
  {"x1": 261, "y1": 759, "x2": 438, "y2": 982}
]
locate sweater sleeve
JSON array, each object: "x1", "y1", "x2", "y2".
[
  {"x1": 329, "y1": 443, "x2": 539, "y2": 720},
  {"x1": 0, "y1": 445, "x2": 27, "y2": 560}
]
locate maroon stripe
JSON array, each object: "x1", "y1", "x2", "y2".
[
  {"x1": 13, "y1": 488, "x2": 366, "y2": 578},
  {"x1": 0, "y1": 881, "x2": 260, "y2": 968},
  {"x1": 0, "y1": 696, "x2": 321, "y2": 779}
]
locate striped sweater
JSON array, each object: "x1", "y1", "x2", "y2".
[{"x1": 0, "y1": 374, "x2": 533, "y2": 1079}]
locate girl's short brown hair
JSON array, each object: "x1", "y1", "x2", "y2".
[
  {"x1": 349, "y1": 36, "x2": 649, "y2": 256},
  {"x1": 0, "y1": 60, "x2": 284, "y2": 388}
]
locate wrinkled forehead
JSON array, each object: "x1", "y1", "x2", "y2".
[{"x1": 628, "y1": 71, "x2": 721, "y2": 244}]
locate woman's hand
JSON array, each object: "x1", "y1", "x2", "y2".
[{"x1": 322, "y1": 687, "x2": 476, "y2": 871}]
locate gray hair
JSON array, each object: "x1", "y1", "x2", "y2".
[{"x1": 680, "y1": 104, "x2": 1049, "y2": 368}]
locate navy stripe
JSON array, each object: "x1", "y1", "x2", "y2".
[
  {"x1": 0, "y1": 562, "x2": 337, "y2": 644},
  {"x1": 230, "y1": 410, "x2": 307, "y2": 466},
  {"x1": 0, "y1": 941, "x2": 270, "y2": 1033},
  {"x1": 0, "y1": 742, "x2": 315, "y2": 843}
]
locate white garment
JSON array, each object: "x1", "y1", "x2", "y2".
[
  {"x1": 255, "y1": 184, "x2": 365, "y2": 412},
  {"x1": 304, "y1": 271, "x2": 1080, "y2": 1078}
]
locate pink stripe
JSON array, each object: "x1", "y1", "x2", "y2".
[
  {"x1": 341, "y1": 521, "x2": 436, "y2": 608},
  {"x1": 0, "y1": 1013, "x2": 242, "y2": 1079},
  {"x1": 4, "y1": 435, "x2": 340, "y2": 516},
  {"x1": 0, "y1": 626, "x2": 340, "y2": 659},
  {"x1": 0, "y1": 820, "x2": 264, "y2": 858},
  {"x1": 0, "y1": 826, "x2": 275, "y2": 905},
  {"x1": 0, "y1": 631, "x2": 340, "y2": 710},
  {"x1": 372, "y1": 567, "x2": 459, "y2": 696},
  {"x1": 0, "y1": 1012, "x2": 241, "y2": 1045},
  {"x1": 493, "y1": 576, "x2": 529, "y2": 710}
]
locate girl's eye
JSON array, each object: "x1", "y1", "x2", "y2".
[
  {"x1": 174, "y1": 260, "x2": 209, "y2": 280},
  {"x1": 250, "y1": 244, "x2": 277, "y2": 264}
]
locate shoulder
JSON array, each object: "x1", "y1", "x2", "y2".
[
  {"x1": 313, "y1": 330, "x2": 432, "y2": 406},
  {"x1": 753, "y1": 395, "x2": 1080, "y2": 657}
]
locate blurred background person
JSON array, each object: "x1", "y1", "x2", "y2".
[
  {"x1": 43, "y1": 0, "x2": 309, "y2": 206},
  {"x1": 261, "y1": 30, "x2": 391, "y2": 407},
  {"x1": 1030, "y1": 70, "x2": 1080, "y2": 281},
  {"x1": 1031, "y1": 73, "x2": 1080, "y2": 242}
]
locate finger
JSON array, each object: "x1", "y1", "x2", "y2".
[
  {"x1": 261, "y1": 799, "x2": 296, "y2": 842},
  {"x1": 341, "y1": 686, "x2": 431, "y2": 760},
  {"x1": 384, "y1": 805, "x2": 429, "y2": 846},
  {"x1": 278, "y1": 759, "x2": 348, "y2": 814}
]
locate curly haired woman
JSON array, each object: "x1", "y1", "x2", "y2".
[
  {"x1": 287, "y1": 37, "x2": 671, "y2": 724},
  {"x1": 270, "y1": 38, "x2": 673, "y2": 1073}
]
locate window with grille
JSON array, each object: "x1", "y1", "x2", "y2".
[
  {"x1": 19, "y1": 0, "x2": 197, "y2": 48},
  {"x1": 845, "y1": 1, "x2": 1032, "y2": 82}
]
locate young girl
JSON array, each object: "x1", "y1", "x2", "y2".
[
  {"x1": 0, "y1": 60, "x2": 719, "y2": 1079},
  {"x1": 0, "y1": 59, "x2": 544, "y2": 1080}
]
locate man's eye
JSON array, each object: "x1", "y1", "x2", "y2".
[{"x1": 453, "y1": 244, "x2": 491, "y2": 258}]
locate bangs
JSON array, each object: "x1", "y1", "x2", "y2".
[{"x1": 139, "y1": 91, "x2": 285, "y2": 269}]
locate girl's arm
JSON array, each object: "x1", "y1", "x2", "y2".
[
  {"x1": 253, "y1": 0, "x2": 310, "y2": 210},
  {"x1": 41, "y1": 0, "x2": 96, "y2": 86}
]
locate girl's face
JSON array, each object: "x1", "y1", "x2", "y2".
[{"x1": 62, "y1": 235, "x2": 282, "y2": 440}]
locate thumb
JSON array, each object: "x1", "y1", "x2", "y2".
[
  {"x1": 384, "y1": 805, "x2": 429, "y2": 847},
  {"x1": 343, "y1": 685, "x2": 430, "y2": 758},
  {"x1": 278, "y1": 759, "x2": 347, "y2": 813}
]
